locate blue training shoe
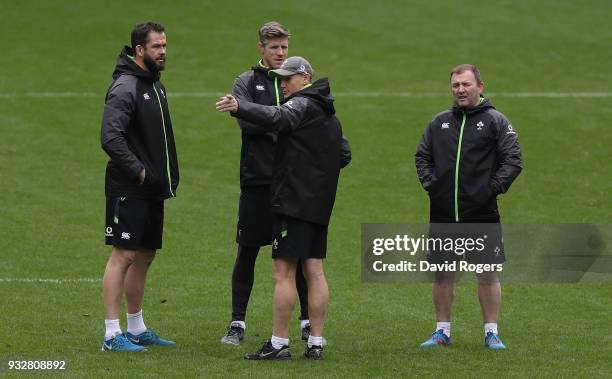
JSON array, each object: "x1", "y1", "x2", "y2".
[
  {"x1": 102, "y1": 333, "x2": 147, "y2": 352},
  {"x1": 419, "y1": 329, "x2": 452, "y2": 348},
  {"x1": 126, "y1": 329, "x2": 176, "y2": 347},
  {"x1": 485, "y1": 332, "x2": 506, "y2": 350}
]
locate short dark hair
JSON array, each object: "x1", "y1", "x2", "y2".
[
  {"x1": 258, "y1": 21, "x2": 290, "y2": 44},
  {"x1": 450, "y1": 64, "x2": 483, "y2": 84},
  {"x1": 131, "y1": 22, "x2": 165, "y2": 50}
]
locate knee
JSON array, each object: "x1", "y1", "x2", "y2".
[
  {"x1": 434, "y1": 272, "x2": 455, "y2": 284},
  {"x1": 477, "y1": 272, "x2": 499, "y2": 284},
  {"x1": 274, "y1": 269, "x2": 295, "y2": 283},
  {"x1": 303, "y1": 261, "x2": 325, "y2": 283},
  {"x1": 138, "y1": 250, "x2": 156, "y2": 266},
  {"x1": 304, "y1": 268, "x2": 324, "y2": 284},
  {"x1": 111, "y1": 248, "x2": 138, "y2": 266},
  {"x1": 273, "y1": 260, "x2": 297, "y2": 283}
]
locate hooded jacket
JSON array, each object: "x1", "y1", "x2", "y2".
[
  {"x1": 101, "y1": 46, "x2": 179, "y2": 200},
  {"x1": 415, "y1": 98, "x2": 521, "y2": 222},
  {"x1": 233, "y1": 78, "x2": 350, "y2": 226},
  {"x1": 232, "y1": 61, "x2": 282, "y2": 188}
]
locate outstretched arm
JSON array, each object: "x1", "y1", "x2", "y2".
[
  {"x1": 232, "y1": 76, "x2": 273, "y2": 135},
  {"x1": 216, "y1": 94, "x2": 308, "y2": 134}
]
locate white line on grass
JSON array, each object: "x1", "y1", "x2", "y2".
[
  {"x1": 335, "y1": 92, "x2": 612, "y2": 98},
  {"x1": 1, "y1": 91, "x2": 612, "y2": 98},
  {"x1": 0, "y1": 277, "x2": 101, "y2": 284}
]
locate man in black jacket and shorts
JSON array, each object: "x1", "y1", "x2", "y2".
[
  {"x1": 415, "y1": 64, "x2": 522, "y2": 350},
  {"x1": 220, "y1": 21, "x2": 312, "y2": 346},
  {"x1": 216, "y1": 56, "x2": 351, "y2": 360},
  {"x1": 100, "y1": 22, "x2": 179, "y2": 352}
]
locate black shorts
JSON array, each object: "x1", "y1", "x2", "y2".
[
  {"x1": 105, "y1": 196, "x2": 164, "y2": 250},
  {"x1": 426, "y1": 223, "x2": 505, "y2": 265},
  {"x1": 272, "y1": 215, "x2": 328, "y2": 259},
  {"x1": 236, "y1": 186, "x2": 273, "y2": 247}
]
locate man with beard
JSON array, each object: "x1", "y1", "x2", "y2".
[
  {"x1": 220, "y1": 22, "x2": 312, "y2": 346},
  {"x1": 100, "y1": 22, "x2": 179, "y2": 352}
]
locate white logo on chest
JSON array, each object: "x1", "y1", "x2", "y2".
[
  {"x1": 441, "y1": 122, "x2": 450, "y2": 129},
  {"x1": 143, "y1": 93, "x2": 150, "y2": 100},
  {"x1": 256, "y1": 85, "x2": 265, "y2": 91}
]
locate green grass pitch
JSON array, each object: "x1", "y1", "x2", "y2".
[{"x1": 1, "y1": 0, "x2": 611, "y2": 377}]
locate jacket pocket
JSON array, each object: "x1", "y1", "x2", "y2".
[
  {"x1": 465, "y1": 182, "x2": 497, "y2": 216},
  {"x1": 140, "y1": 162, "x2": 163, "y2": 191},
  {"x1": 427, "y1": 174, "x2": 453, "y2": 218}
]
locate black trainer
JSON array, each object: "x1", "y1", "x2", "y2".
[
  {"x1": 220, "y1": 322, "x2": 244, "y2": 345},
  {"x1": 244, "y1": 340, "x2": 291, "y2": 360},
  {"x1": 304, "y1": 345, "x2": 324, "y2": 360},
  {"x1": 301, "y1": 323, "x2": 311, "y2": 341}
]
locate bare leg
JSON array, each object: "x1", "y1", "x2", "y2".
[
  {"x1": 302, "y1": 259, "x2": 328, "y2": 337},
  {"x1": 272, "y1": 258, "x2": 298, "y2": 339},
  {"x1": 433, "y1": 271, "x2": 455, "y2": 322},
  {"x1": 124, "y1": 249, "x2": 156, "y2": 314},
  {"x1": 477, "y1": 272, "x2": 501, "y2": 323},
  {"x1": 103, "y1": 247, "x2": 137, "y2": 319}
]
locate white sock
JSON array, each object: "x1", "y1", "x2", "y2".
[
  {"x1": 270, "y1": 335, "x2": 289, "y2": 349},
  {"x1": 436, "y1": 322, "x2": 451, "y2": 337},
  {"x1": 231, "y1": 320, "x2": 246, "y2": 330},
  {"x1": 307, "y1": 335, "x2": 323, "y2": 348},
  {"x1": 484, "y1": 323, "x2": 498, "y2": 336},
  {"x1": 300, "y1": 319, "x2": 310, "y2": 329},
  {"x1": 104, "y1": 319, "x2": 122, "y2": 340},
  {"x1": 126, "y1": 309, "x2": 147, "y2": 336}
]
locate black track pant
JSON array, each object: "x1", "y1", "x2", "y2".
[{"x1": 231, "y1": 244, "x2": 309, "y2": 322}]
